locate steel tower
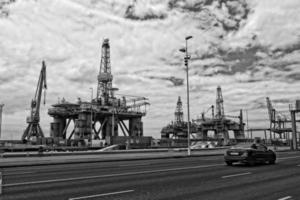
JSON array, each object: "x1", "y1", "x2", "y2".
[
  {"x1": 96, "y1": 39, "x2": 117, "y2": 105},
  {"x1": 215, "y1": 86, "x2": 224, "y2": 119},
  {"x1": 174, "y1": 96, "x2": 183, "y2": 124}
]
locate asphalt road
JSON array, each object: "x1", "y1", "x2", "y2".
[{"x1": 1, "y1": 151, "x2": 300, "y2": 200}]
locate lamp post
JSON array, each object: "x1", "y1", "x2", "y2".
[
  {"x1": 89, "y1": 88, "x2": 93, "y2": 140},
  {"x1": 179, "y1": 35, "x2": 193, "y2": 156}
]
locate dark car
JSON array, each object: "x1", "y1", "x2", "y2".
[{"x1": 224, "y1": 144, "x2": 276, "y2": 166}]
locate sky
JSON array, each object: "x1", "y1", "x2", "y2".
[{"x1": 0, "y1": 0, "x2": 300, "y2": 139}]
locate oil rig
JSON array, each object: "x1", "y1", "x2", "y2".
[
  {"x1": 194, "y1": 86, "x2": 244, "y2": 145},
  {"x1": 21, "y1": 39, "x2": 150, "y2": 147},
  {"x1": 161, "y1": 86, "x2": 244, "y2": 145},
  {"x1": 161, "y1": 96, "x2": 197, "y2": 139}
]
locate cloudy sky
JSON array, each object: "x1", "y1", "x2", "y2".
[{"x1": 0, "y1": 0, "x2": 300, "y2": 139}]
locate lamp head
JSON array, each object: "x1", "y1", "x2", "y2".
[
  {"x1": 185, "y1": 36, "x2": 193, "y2": 40},
  {"x1": 179, "y1": 48, "x2": 186, "y2": 53}
]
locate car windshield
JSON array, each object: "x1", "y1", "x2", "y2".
[{"x1": 231, "y1": 144, "x2": 253, "y2": 149}]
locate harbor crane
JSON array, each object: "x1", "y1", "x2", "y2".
[
  {"x1": 266, "y1": 97, "x2": 292, "y2": 139},
  {"x1": 22, "y1": 61, "x2": 47, "y2": 142},
  {"x1": 201, "y1": 105, "x2": 214, "y2": 120}
]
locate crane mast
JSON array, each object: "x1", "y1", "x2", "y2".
[{"x1": 22, "y1": 61, "x2": 47, "y2": 142}]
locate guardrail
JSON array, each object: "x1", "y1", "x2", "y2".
[{"x1": 0, "y1": 147, "x2": 229, "y2": 158}]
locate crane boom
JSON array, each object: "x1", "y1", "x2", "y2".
[
  {"x1": 22, "y1": 61, "x2": 47, "y2": 142},
  {"x1": 33, "y1": 61, "x2": 47, "y2": 120}
]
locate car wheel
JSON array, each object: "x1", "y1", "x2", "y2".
[
  {"x1": 248, "y1": 159, "x2": 255, "y2": 166},
  {"x1": 225, "y1": 161, "x2": 233, "y2": 166},
  {"x1": 269, "y1": 159, "x2": 276, "y2": 165}
]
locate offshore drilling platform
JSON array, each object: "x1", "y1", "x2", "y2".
[
  {"x1": 21, "y1": 39, "x2": 150, "y2": 147},
  {"x1": 48, "y1": 39, "x2": 150, "y2": 146},
  {"x1": 160, "y1": 96, "x2": 197, "y2": 139},
  {"x1": 161, "y1": 86, "x2": 244, "y2": 145}
]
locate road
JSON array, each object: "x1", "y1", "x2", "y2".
[{"x1": 1, "y1": 151, "x2": 300, "y2": 200}]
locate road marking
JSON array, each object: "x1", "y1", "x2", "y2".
[
  {"x1": 3, "y1": 163, "x2": 224, "y2": 187},
  {"x1": 222, "y1": 172, "x2": 251, "y2": 179},
  {"x1": 69, "y1": 190, "x2": 134, "y2": 200},
  {"x1": 278, "y1": 156, "x2": 300, "y2": 160},
  {"x1": 119, "y1": 163, "x2": 152, "y2": 167},
  {"x1": 278, "y1": 196, "x2": 292, "y2": 200},
  {"x1": 4, "y1": 172, "x2": 35, "y2": 176}
]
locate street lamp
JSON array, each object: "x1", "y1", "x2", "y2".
[
  {"x1": 179, "y1": 35, "x2": 193, "y2": 156},
  {"x1": 89, "y1": 88, "x2": 93, "y2": 140}
]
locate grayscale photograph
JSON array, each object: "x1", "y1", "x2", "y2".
[{"x1": 0, "y1": 0, "x2": 299, "y2": 199}]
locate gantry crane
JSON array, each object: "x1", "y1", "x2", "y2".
[
  {"x1": 266, "y1": 97, "x2": 291, "y2": 139},
  {"x1": 22, "y1": 61, "x2": 47, "y2": 142}
]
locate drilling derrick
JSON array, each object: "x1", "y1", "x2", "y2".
[
  {"x1": 215, "y1": 86, "x2": 224, "y2": 119},
  {"x1": 193, "y1": 86, "x2": 244, "y2": 145},
  {"x1": 96, "y1": 39, "x2": 118, "y2": 105},
  {"x1": 22, "y1": 61, "x2": 47, "y2": 142},
  {"x1": 48, "y1": 38, "x2": 150, "y2": 147},
  {"x1": 174, "y1": 96, "x2": 183, "y2": 124},
  {"x1": 161, "y1": 96, "x2": 198, "y2": 139}
]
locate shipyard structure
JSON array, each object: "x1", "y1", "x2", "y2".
[
  {"x1": 23, "y1": 39, "x2": 150, "y2": 147},
  {"x1": 161, "y1": 86, "x2": 245, "y2": 145}
]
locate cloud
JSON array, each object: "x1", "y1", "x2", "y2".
[{"x1": 0, "y1": 0, "x2": 300, "y2": 140}]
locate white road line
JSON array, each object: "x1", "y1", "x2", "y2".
[
  {"x1": 222, "y1": 172, "x2": 251, "y2": 179},
  {"x1": 278, "y1": 156, "x2": 300, "y2": 160},
  {"x1": 69, "y1": 190, "x2": 134, "y2": 200},
  {"x1": 3, "y1": 163, "x2": 224, "y2": 187},
  {"x1": 119, "y1": 163, "x2": 151, "y2": 167},
  {"x1": 278, "y1": 196, "x2": 292, "y2": 200},
  {"x1": 4, "y1": 172, "x2": 35, "y2": 176}
]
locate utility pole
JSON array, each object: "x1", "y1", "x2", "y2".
[
  {"x1": 112, "y1": 108, "x2": 115, "y2": 137},
  {"x1": 179, "y1": 35, "x2": 193, "y2": 156}
]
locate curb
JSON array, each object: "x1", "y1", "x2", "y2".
[
  {"x1": 0, "y1": 153, "x2": 224, "y2": 168},
  {"x1": 0, "y1": 148, "x2": 295, "y2": 168}
]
